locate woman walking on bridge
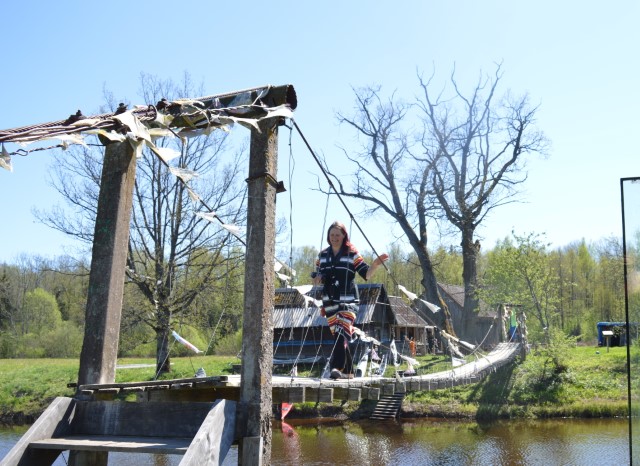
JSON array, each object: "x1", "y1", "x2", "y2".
[{"x1": 312, "y1": 221, "x2": 388, "y2": 379}]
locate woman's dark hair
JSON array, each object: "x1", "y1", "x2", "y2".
[{"x1": 326, "y1": 221, "x2": 354, "y2": 252}]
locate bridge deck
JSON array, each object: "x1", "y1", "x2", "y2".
[{"x1": 77, "y1": 343, "x2": 522, "y2": 403}]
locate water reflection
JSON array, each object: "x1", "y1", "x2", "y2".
[
  {"x1": 272, "y1": 418, "x2": 629, "y2": 466},
  {"x1": 0, "y1": 418, "x2": 630, "y2": 465}
]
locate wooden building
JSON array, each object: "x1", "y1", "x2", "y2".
[
  {"x1": 272, "y1": 283, "x2": 428, "y2": 363},
  {"x1": 387, "y1": 295, "x2": 431, "y2": 356},
  {"x1": 438, "y1": 283, "x2": 500, "y2": 348}
]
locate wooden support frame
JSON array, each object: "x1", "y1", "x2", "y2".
[
  {"x1": 3, "y1": 397, "x2": 237, "y2": 466},
  {"x1": 1, "y1": 397, "x2": 74, "y2": 466}
]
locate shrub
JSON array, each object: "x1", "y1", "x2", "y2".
[
  {"x1": 213, "y1": 330, "x2": 242, "y2": 356},
  {"x1": 15, "y1": 334, "x2": 46, "y2": 358},
  {"x1": 40, "y1": 322, "x2": 83, "y2": 358}
]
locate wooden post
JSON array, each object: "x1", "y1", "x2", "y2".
[
  {"x1": 77, "y1": 141, "x2": 136, "y2": 386},
  {"x1": 497, "y1": 304, "x2": 506, "y2": 343},
  {"x1": 72, "y1": 141, "x2": 136, "y2": 465},
  {"x1": 236, "y1": 118, "x2": 278, "y2": 465}
]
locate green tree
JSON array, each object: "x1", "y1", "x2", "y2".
[
  {"x1": 0, "y1": 270, "x2": 18, "y2": 332},
  {"x1": 286, "y1": 245, "x2": 318, "y2": 287},
  {"x1": 40, "y1": 321, "x2": 84, "y2": 357},
  {"x1": 19, "y1": 288, "x2": 61, "y2": 335},
  {"x1": 481, "y1": 232, "x2": 559, "y2": 341},
  {"x1": 593, "y1": 237, "x2": 625, "y2": 323},
  {"x1": 432, "y1": 246, "x2": 463, "y2": 286}
]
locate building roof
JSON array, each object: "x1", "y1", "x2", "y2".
[
  {"x1": 438, "y1": 283, "x2": 496, "y2": 318},
  {"x1": 388, "y1": 296, "x2": 428, "y2": 327},
  {"x1": 273, "y1": 283, "x2": 384, "y2": 329}
]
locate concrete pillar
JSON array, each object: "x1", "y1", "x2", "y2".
[
  {"x1": 77, "y1": 141, "x2": 137, "y2": 387},
  {"x1": 236, "y1": 118, "x2": 278, "y2": 465}
]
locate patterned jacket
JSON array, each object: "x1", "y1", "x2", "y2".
[{"x1": 314, "y1": 245, "x2": 370, "y2": 316}]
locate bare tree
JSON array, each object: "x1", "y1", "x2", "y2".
[
  {"x1": 37, "y1": 73, "x2": 247, "y2": 374},
  {"x1": 416, "y1": 64, "x2": 547, "y2": 334},
  {"x1": 328, "y1": 86, "x2": 455, "y2": 334}
]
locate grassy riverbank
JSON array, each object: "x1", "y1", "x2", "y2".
[
  {"x1": 0, "y1": 345, "x2": 629, "y2": 424},
  {"x1": 292, "y1": 344, "x2": 630, "y2": 421},
  {"x1": 404, "y1": 344, "x2": 630, "y2": 420}
]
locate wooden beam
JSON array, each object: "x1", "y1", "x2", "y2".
[
  {"x1": 272, "y1": 386, "x2": 305, "y2": 404},
  {"x1": 77, "y1": 141, "x2": 137, "y2": 388},
  {"x1": 420, "y1": 379, "x2": 434, "y2": 391},
  {"x1": 0, "y1": 85, "x2": 297, "y2": 142},
  {"x1": 347, "y1": 388, "x2": 362, "y2": 402},
  {"x1": 30, "y1": 436, "x2": 191, "y2": 455},
  {"x1": 332, "y1": 387, "x2": 349, "y2": 400},
  {"x1": 181, "y1": 399, "x2": 237, "y2": 466},
  {"x1": 78, "y1": 375, "x2": 228, "y2": 392},
  {"x1": 361, "y1": 387, "x2": 380, "y2": 400},
  {"x1": 306, "y1": 387, "x2": 334, "y2": 403},
  {"x1": 0, "y1": 397, "x2": 74, "y2": 466},
  {"x1": 381, "y1": 384, "x2": 396, "y2": 396},
  {"x1": 236, "y1": 117, "x2": 279, "y2": 465},
  {"x1": 408, "y1": 378, "x2": 421, "y2": 392}
]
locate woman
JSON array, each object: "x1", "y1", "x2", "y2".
[{"x1": 312, "y1": 221, "x2": 389, "y2": 379}]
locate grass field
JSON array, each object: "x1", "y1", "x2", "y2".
[
  {"x1": 0, "y1": 355, "x2": 237, "y2": 422},
  {"x1": 0, "y1": 345, "x2": 630, "y2": 423},
  {"x1": 404, "y1": 345, "x2": 630, "y2": 419}
]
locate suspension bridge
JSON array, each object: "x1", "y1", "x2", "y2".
[
  {"x1": 0, "y1": 82, "x2": 525, "y2": 465},
  {"x1": 76, "y1": 341, "x2": 523, "y2": 405}
]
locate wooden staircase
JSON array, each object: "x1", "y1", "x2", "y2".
[
  {"x1": 370, "y1": 393, "x2": 405, "y2": 420},
  {"x1": 1, "y1": 397, "x2": 236, "y2": 466}
]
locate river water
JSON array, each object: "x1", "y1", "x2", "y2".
[{"x1": 0, "y1": 418, "x2": 631, "y2": 465}]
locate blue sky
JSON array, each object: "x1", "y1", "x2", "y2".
[{"x1": 1, "y1": 1, "x2": 638, "y2": 262}]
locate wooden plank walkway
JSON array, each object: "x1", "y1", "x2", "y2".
[{"x1": 76, "y1": 343, "x2": 522, "y2": 403}]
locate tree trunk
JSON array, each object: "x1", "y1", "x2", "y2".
[
  {"x1": 155, "y1": 310, "x2": 171, "y2": 375},
  {"x1": 461, "y1": 229, "x2": 480, "y2": 337},
  {"x1": 414, "y1": 243, "x2": 456, "y2": 335}
]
